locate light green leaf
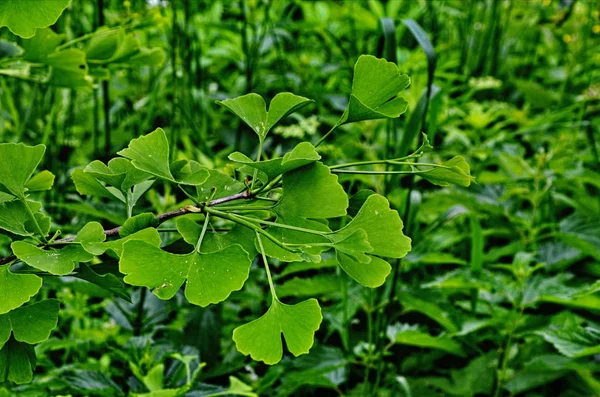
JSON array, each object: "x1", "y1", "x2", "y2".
[
  {"x1": 0, "y1": 300, "x2": 60, "y2": 349},
  {"x1": 82, "y1": 227, "x2": 161, "y2": 257},
  {"x1": 536, "y1": 326, "x2": 600, "y2": 358},
  {"x1": 217, "y1": 92, "x2": 312, "y2": 142},
  {"x1": 85, "y1": 157, "x2": 152, "y2": 191},
  {"x1": 23, "y1": 28, "x2": 64, "y2": 62},
  {"x1": 44, "y1": 49, "x2": 93, "y2": 89},
  {"x1": 0, "y1": 267, "x2": 42, "y2": 315},
  {"x1": 0, "y1": 200, "x2": 42, "y2": 236},
  {"x1": 421, "y1": 156, "x2": 474, "y2": 187},
  {"x1": 0, "y1": 143, "x2": 45, "y2": 199},
  {"x1": 260, "y1": 217, "x2": 331, "y2": 263},
  {"x1": 86, "y1": 29, "x2": 165, "y2": 67},
  {"x1": 117, "y1": 128, "x2": 174, "y2": 181},
  {"x1": 341, "y1": 55, "x2": 410, "y2": 124},
  {"x1": 71, "y1": 168, "x2": 119, "y2": 200},
  {"x1": 233, "y1": 298, "x2": 322, "y2": 365},
  {"x1": 120, "y1": 241, "x2": 251, "y2": 307},
  {"x1": 191, "y1": 166, "x2": 245, "y2": 202},
  {"x1": 276, "y1": 162, "x2": 347, "y2": 219},
  {"x1": 330, "y1": 194, "x2": 411, "y2": 287},
  {"x1": 0, "y1": 338, "x2": 36, "y2": 384},
  {"x1": 25, "y1": 170, "x2": 55, "y2": 192},
  {"x1": 228, "y1": 142, "x2": 321, "y2": 182},
  {"x1": 0, "y1": 0, "x2": 71, "y2": 38},
  {"x1": 11, "y1": 222, "x2": 103, "y2": 275},
  {"x1": 118, "y1": 128, "x2": 209, "y2": 185}
]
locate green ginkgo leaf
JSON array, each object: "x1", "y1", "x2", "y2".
[
  {"x1": 0, "y1": 143, "x2": 45, "y2": 199},
  {"x1": 85, "y1": 157, "x2": 152, "y2": 191},
  {"x1": 119, "y1": 240, "x2": 252, "y2": 307},
  {"x1": 0, "y1": 300, "x2": 60, "y2": 349},
  {"x1": 71, "y1": 168, "x2": 119, "y2": 200},
  {"x1": 11, "y1": 222, "x2": 105, "y2": 275},
  {"x1": 0, "y1": 0, "x2": 71, "y2": 38},
  {"x1": 217, "y1": 93, "x2": 313, "y2": 142},
  {"x1": 22, "y1": 28, "x2": 64, "y2": 62},
  {"x1": 0, "y1": 267, "x2": 42, "y2": 315},
  {"x1": 25, "y1": 170, "x2": 55, "y2": 192},
  {"x1": 81, "y1": 227, "x2": 161, "y2": 257},
  {"x1": 44, "y1": 49, "x2": 93, "y2": 89},
  {"x1": 0, "y1": 338, "x2": 36, "y2": 384},
  {"x1": 118, "y1": 128, "x2": 209, "y2": 186},
  {"x1": 260, "y1": 162, "x2": 348, "y2": 262},
  {"x1": 420, "y1": 156, "x2": 475, "y2": 187},
  {"x1": 330, "y1": 194, "x2": 411, "y2": 287},
  {"x1": 176, "y1": 219, "x2": 257, "y2": 258},
  {"x1": 0, "y1": 200, "x2": 44, "y2": 236},
  {"x1": 73, "y1": 264, "x2": 131, "y2": 302},
  {"x1": 228, "y1": 142, "x2": 321, "y2": 183},
  {"x1": 340, "y1": 55, "x2": 410, "y2": 124},
  {"x1": 232, "y1": 298, "x2": 322, "y2": 365}
]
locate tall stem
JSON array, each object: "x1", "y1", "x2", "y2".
[{"x1": 256, "y1": 233, "x2": 277, "y2": 302}]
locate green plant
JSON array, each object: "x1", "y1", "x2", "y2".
[{"x1": 0, "y1": 54, "x2": 472, "y2": 386}]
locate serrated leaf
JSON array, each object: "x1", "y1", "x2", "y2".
[
  {"x1": 217, "y1": 92, "x2": 312, "y2": 142},
  {"x1": 120, "y1": 241, "x2": 251, "y2": 307},
  {"x1": 0, "y1": 143, "x2": 45, "y2": 199},
  {"x1": 421, "y1": 156, "x2": 474, "y2": 187},
  {"x1": 233, "y1": 298, "x2": 322, "y2": 365},
  {"x1": 330, "y1": 194, "x2": 411, "y2": 287},
  {"x1": 0, "y1": 338, "x2": 36, "y2": 384},
  {"x1": 536, "y1": 326, "x2": 600, "y2": 358},
  {"x1": 228, "y1": 142, "x2": 321, "y2": 182},
  {"x1": 0, "y1": 300, "x2": 60, "y2": 349},
  {"x1": 0, "y1": 0, "x2": 71, "y2": 38},
  {"x1": 0, "y1": 267, "x2": 42, "y2": 315},
  {"x1": 341, "y1": 55, "x2": 410, "y2": 124}
]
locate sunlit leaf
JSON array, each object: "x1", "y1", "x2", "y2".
[
  {"x1": 421, "y1": 156, "x2": 474, "y2": 187},
  {"x1": 0, "y1": 0, "x2": 71, "y2": 38},
  {"x1": 0, "y1": 267, "x2": 42, "y2": 315},
  {"x1": 0, "y1": 143, "x2": 45, "y2": 199}
]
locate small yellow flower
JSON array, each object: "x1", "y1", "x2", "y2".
[
  {"x1": 593, "y1": 25, "x2": 600, "y2": 34},
  {"x1": 562, "y1": 34, "x2": 573, "y2": 43},
  {"x1": 543, "y1": 0, "x2": 551, "y2": 6},
  {"x1": 123, "y1": 0, "x2": 131, "y2": 8}
]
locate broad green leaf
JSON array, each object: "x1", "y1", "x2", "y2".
[
  {"x1": 217, "y1": 92, "x2": 312, "y2": 142},
  {"x1": 191, "y1": 166, "x2": 245, "y2": 202},
  {"x1": 0, "y1": 143, "x2": 45, "y2": 198},
  {"x1": 0, "y1": 267, "x2": 42, "y2": 315},
  {"x1": 72, "y1": 168, "x2": 120, "y2": 200},
  {"x1": 119, "y1": 213, "x2": 159, "y2": 237},
  {"x1": 276, "y1": 162, "x2": 348, "y2": 219},
  {"x1": 228, "y1": 142, "x2": 321, "y2": 182},
  {"x1": 0, "y1": 300, "x2": 60, "y2": 349},
  {"x1": 23, "y1": 28, "x2": 64, "y2": 62},
  {"x1": 86, "y1": 28, "x2": 165, "y2": 67},
  {"x1": 0, "y1": 338, "x2": 36, "y2": 384},
  {"x1": 120, "y1": 241, "x2": 251, "y2": 307},
  {"x1": 73, "y1": 264, "x2": 131, "y2": 302},
  {"x1": 0, "y1": 200, "x2": 43, "y2": 236},
  {"x1": 387, "y1": 324, "x2": 465, "y2": 356},
  {"x1": 118, "y1": 128, "x2": 209, "y2": 185},
  {"x1": 0, "y1": 0, "x2": 71, "y2": 38},
  {"x1": 25, "y1": 171, "x2": 54, "y2": 192},
  {"x1": 85, "y1": 157, "x2": 152, "y2": 191},
  {"x1": 11, "y1": 222, "x2": 104, "y2": 275},
  {"x1": 536, "y1": 326, "x2": 600, "y2": 358},
  {"x1": 44, "y1": 49, "x2": 93, "y2": 89},
  {"x1": 233, "y1": 298, "x2": 322, "y2": 365},
  {"x1": 265, "y1": 93, "x2": 314, "y2": 132},
  {"x1": 421, "y1": 156, "x2": 474, "y2": 187},
  {"x1": 341, "y1": 55, "x2": 410, "y2": 124},
  {"x1": 176, "y1": 218, "x2": 257, "y2": 258},
  {"x1": 82, "y1": 227, "x2": 161, "y2": 256},
  {"x1": 260, "y1": 162, "x2": 347, "y2": 262},
  {"x1": 118, "y1": 128, "x2": 174, "y2": 181},
  {"x1": 330, "y1": 194, "x2": 410, "y2": 287}
]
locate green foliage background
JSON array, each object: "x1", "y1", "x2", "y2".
[{"x1": 0, "y1": 0, "x2": 599, "y2": 396}]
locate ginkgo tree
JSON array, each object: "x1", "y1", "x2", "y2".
[{"x1": 0, "y1": 54, "x2": 473, "y2": 383}]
